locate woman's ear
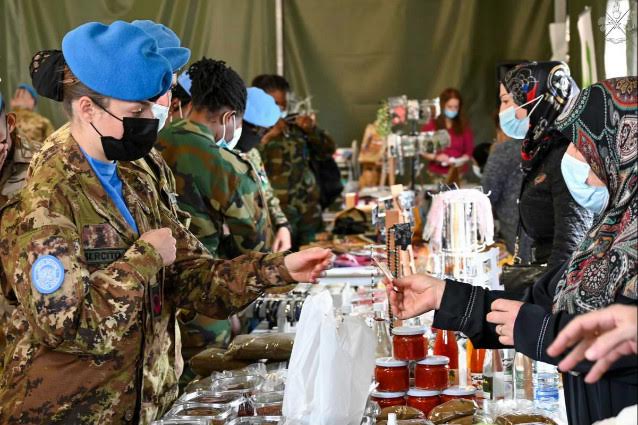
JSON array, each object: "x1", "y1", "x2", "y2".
[
  {"x1": 6, "y1": 112, "x2": 17, "y2": 134},
  {"x1": 75, "y1": 96, "x2": 97, "y2": 123}
]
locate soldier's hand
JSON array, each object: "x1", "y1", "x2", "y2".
[
  {"x1": 283, "y1": 247, "x2": 333, "y2": 283},
  {"x1": 139, "y1": 228, "x2": 176, "y2": 266},
  {"x1": 272, "y1": 227, "x2": 292, "y2": 253},
  {"x1": 262, "y1": 119, "x2": 287, "y2": 144},
  {"x1": 295, "y1": 114, "x2": 316, "y2": 133}
]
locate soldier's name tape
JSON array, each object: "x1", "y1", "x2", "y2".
[
  {"x1": 31, "y1": 255, "x2": 65, "y2": 294},
  {"x1": 84, "y1": 248, "x2": 126, "y2": 265}
]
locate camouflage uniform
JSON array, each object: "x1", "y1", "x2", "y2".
[
  {"x1": 0, "y1": 124, "x2": 296, "y2": 424},
  {"x1": 156, "y1": 119, "x2": 279, "y2": 379},
  {"x1": 0, "y1": 132, "x2": 34, "y2": 207},
  {"x1": 242, "y1": 147, "x2": 289, "y2": 231},
  {"x1": 0, "y1": 131, "x2": 37, "y2": 372},
  {"x1": 11, "y1": 107, "x2": 54, "y2": 152},
  {"x1": 157, "y1": 119, "x2": 274, "y2": 259},
  {"x1": 259, "y1": 124, "x2": 336, "y2": 247}
]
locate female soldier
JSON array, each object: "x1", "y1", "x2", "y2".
[{"x1": 0, "y1": 21, "x2": 331, "y2": 424}]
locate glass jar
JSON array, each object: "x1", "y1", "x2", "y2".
[
  {"x1": 415, "y1": 355, "x2": 450, "y2": 390},
  {"x1": 375, "y1": 357, "x2": 409, "y2": 392},
  {"x1": 406, "y1": 389, "x2": 441, "y2": 415},
  {"x1": 441, "y1": 386, "x2": 477, "y2": 403},
  {"x1": 433, "y1": 329, "x2": 458, "y2": 384},
  {"x1": 392, "y1": 327, "x2": 427, "y2": 361},
  {"x1": 370, "y1": 391, "x2": 406, "y2": 409}
]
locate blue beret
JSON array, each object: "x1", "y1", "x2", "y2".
[
  {"x1": 18, "y1": 83, "x2": 38, "y2": 104},
  {"x1": 244, "y1": 87, "x2": 280, "y2": 127},
  {"x1": 177, "y1": 71, "x2": 192, "y2": 96},
  {"x1": 62, "y1": 21, "x2": 173, "y2": 101},
  {"x1": 131, "y1": 20, "x2": 190, "y2": 72}
]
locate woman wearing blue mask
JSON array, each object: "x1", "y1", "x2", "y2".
[
  {"x1": 421, "y1": 87, "x2": 475, "y2": 178},
  {"x1": 387, "y1": 77, "x2": 637, "y2": 423},
  {"x1": 497, "y1": 62, "x2": 594, "y2": 271}
]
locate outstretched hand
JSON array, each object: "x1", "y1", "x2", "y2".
[
  {"x1": 386, "y1": 274, "x2": 446, "y2": 319},
  {"x1": 547, "y1": 304, "x2": 638, "y2": 383},
  {"x1": 284, "y1": 247, "x2": 333, "y2": 283}
]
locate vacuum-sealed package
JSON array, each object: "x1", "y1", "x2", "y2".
[
  {"x1": 494, "y1": 414, "x2": 558, "y2": 425},
  {"x1": 225, "y1": 333, "x2": 295, "y2": 362},
  {"x1": 190, "y1": 347, "x2": 250, "y2": 376},
  {"x1": 427, "y1": 399, "x2": 478, "y2": 424},
  {"x1": 377, "y1": 405, "x2": 426, "y2": 420}
]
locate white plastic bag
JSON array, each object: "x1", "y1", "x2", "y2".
[{"x1": 283, "y1": 290, "x2": 375, "y2": 425}]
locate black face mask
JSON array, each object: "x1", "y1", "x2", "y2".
[
  {"x1": 90, "y1": 103, "x2": 159, "y2": 161},
  {"x1": 236, "y1": 126, "x2": 261, "y2": 153}
]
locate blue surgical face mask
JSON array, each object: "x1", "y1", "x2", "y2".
[
  {"x1": 561, "y1": 152, "x2": 610, "y2": 214},
  {"x1": 444, "y1": 108, "x2": 458, "y2": 120},
  {"x1": 216, "y1": 113, "x2": 242, "y2": 150},
  {"x1": 498, "y1": 94, "x2": 542, "y2": 140},
  {"x1": 151, "y1": 103, "x2": 170, "y2": 131}
]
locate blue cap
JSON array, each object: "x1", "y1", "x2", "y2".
[
  {"x1": 62, "y1": 21, "x2": 173, "y2": 101},
  {"x1": 131, "y1": 20, "x2": 190, "y2": 72},
  {"x1": 177, "y1": 71, "x2": 192, "y2": 96},
  {"x1": 18, "y1": 83, "x2": 38, "y2": 104},
  {"x1": 244, "y1": 87, "x2": 280, "y2": 127}
]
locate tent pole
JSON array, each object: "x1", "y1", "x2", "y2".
[{"x1": 276, "y1": 0, "x2": 284, "y2": 76}]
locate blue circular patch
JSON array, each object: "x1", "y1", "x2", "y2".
[{"x1": 31, "y1": 255, "x2": 65, "y2": 294}]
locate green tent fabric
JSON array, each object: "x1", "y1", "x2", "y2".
[{"x1": 0, "y1": 0, "x2": 605, "y2": 147}]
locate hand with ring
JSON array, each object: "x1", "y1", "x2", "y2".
[{"x1": 486, "y1": 299, "x2": 524, "y2": 346}]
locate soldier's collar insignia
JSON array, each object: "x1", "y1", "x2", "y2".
[{"x1": 31, "y1": 255, "x2": 65, "y2": 294}]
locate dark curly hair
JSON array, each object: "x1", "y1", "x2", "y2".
[
  {"x1": 251, "y1": 74, "x2": 290, "y2": 93},
  {"x1": 188, "y1": 57, "x2": 247, "y2": 113}
]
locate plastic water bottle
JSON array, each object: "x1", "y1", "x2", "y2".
[{"x1": 533, "y1": 361, "x2": 560, "y2": 413}]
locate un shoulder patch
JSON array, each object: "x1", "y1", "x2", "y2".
[{"x1": 31, "y1": 255, "x2": 65, "y2": 294}]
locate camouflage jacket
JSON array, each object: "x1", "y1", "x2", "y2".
[
  {"x1": 0, "y1": 125, "x2": 296, "y2": 424},
  {"x1": 0, "y1": 132, "x2": 37, "y2": 371},
  {"x1": 259, "y1": 125, "x2": 335, "y2": 245},
  {"x1": 0, "y1": 132, "x2": 34, "y2": 210},
  {"x1": 242, "y1": 147, "x2": 288, "y2": 229},
  {"x1": 12, "y1": 107, "x2": 54, "y2": 152},
  {"x1": 157, "y1": 119, "x2": 274, "y2": 258},
  {"x1": 259, "y1": 124, "x2": 336, "y2": 208}
]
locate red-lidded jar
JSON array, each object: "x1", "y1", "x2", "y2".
[
  {"x1": 392, "y1": 327, "x2": 427, "y2": 361},
  {"x1": 370, "y1": 391, "x2": 406, "y2": 409},
  {"x1": 406, "y1": 388, "x2": 441, "y2": 415},
  {"x1": 375, "y1": 357, "x2": 409, "y2": 392},
  {"x1": 441, "y1": 386, "x2": 477, "y2": 403},
  {"x1": 415, "y1": 355, "x2": 450, "y2": 390}
]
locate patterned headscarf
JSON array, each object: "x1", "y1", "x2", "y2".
[
  {"x1": 552, "y1": 77, "x2": 637, "y2": 314},
  {"x1": 502, "y1": 61, "x2": 579, "y2": 172}
]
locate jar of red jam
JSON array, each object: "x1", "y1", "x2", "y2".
[
  {"x1": 406, "y1": 389, "x2": 441, "y2": 415},
  {"x1": 370, "y1": 391, "x2": 406, "y2": 409},
  {"x1": 415, "y1": 355, "x2": 450, "y2": 390},
  {"x1": 441, "y1": 386, "x2": 477, "y2": 403},
  {"x1": 375, "y1": 357, "x2": 409, "y2": 392},
  {"x1": 392, "y1": 326, "x2": 427, "y2": 361}
]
